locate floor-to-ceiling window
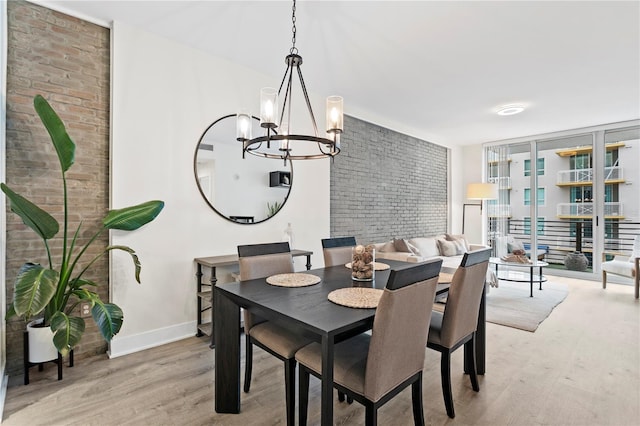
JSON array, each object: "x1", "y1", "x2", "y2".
[
  {"x1": 485, "y1": 122, "x2": 639, "y2": 280},
  {"x1": 601, "y1": 127, "x2": 640, "y2": 263}
]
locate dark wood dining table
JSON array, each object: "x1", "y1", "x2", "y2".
[{"x1": 213, "y1": 259, "x2": 486, "y2": 426}]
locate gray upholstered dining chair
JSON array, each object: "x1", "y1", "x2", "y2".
[
  {"x1": 321, "y1": 236, "x2": 357, "y2": 267},
  {"x1": 321, "y1": 236, "x2": 359, "y2": 404},
  {"x1": 237, "y1": 242, "x2": 312, "y2": 426},
  {"x1": 426, "y1": 247, "x2": 491, "y2": 418},
  {"x1": 296, "y1": 258, "x2": 443, "y2": 426}
]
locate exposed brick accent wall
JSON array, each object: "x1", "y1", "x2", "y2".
[
  {"x1": 330, "y1": 115, "x2": 448, "y2": 244},
  {"x1": 5, "y1": 1, "x2": 109, "y2": 376}
]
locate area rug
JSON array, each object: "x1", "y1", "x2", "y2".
[{"x1": 485, "y1": 280, "x2": 568, "y2": 332}]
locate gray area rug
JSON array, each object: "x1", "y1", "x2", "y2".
[{"x1": 485, "y1": 280, "x2": 568, "y2": 332}]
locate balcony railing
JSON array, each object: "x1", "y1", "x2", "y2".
[
  {"x1": 488, "y1": 176, "x2": 511, "y2": 188},
  {"x1": 490, "y1": 219, "x2": 640, "y2": 267},
  {"x1": 557, "y1": 202, "x2": 623, "y2": 218},
  {"x1": 556, "y1": 166, "x2": 623, "y2": 185},
  {"x1": 487, "y1": 204, "x2": 512, "y2": 218}
]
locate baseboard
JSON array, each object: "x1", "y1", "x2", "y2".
[{"x1": 108, "y1": 321, "x2": 196, "y2": 358}]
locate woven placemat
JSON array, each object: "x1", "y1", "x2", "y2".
[
  {"x1": 438, "y1": 272, "x2": 454, "y2": 284},
  {"x1": 266, "y1": 273, "x2": 321, "y2": 287},
  {"x1": 328, "y1": 287, "x2": 384, "y2": 309},
  {"x1": 344, "y1": 262, "x2": 391, "y2": 271}
]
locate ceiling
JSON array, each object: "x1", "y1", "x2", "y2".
[{"x1": 36, "y1": 1, "x2": 640, "y2": 147}]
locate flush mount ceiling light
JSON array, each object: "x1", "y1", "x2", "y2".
[
  {"x1": 236, "y1": 0, "x2": 342, "y2": 165},
  {"x1": 496, "y1": 104, "x2": 525, "y2": 116}
]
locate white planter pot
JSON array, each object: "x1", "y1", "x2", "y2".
[{"x1": 27, "y1": 319, "x2": 58, "y2": 363}]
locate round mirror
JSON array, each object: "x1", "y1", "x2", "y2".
[{"x1": 194, "y1": 114, "x2": 293, "y2": 224}]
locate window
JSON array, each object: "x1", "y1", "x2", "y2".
[
  {"x1": 489, "y1": 163, "x2": 499, "y2": 178},
  {"x1": 524, "y1": 158, "x2": 545, "y2": 176},
  {"x1": 605, "y1": 149, "x2": 618, "y2": 168},
  {"x1": 604, "y1": 184, "x2": 613, "y2": 203},
  {"x1": 571, "y1": 153, "x2": 591, "y2": 170},
  {"x1": 570, "y1": 220, "x2": 591, "y2": 239},
  {"x1": 524, "y1": 188, "x2": 545, "y2": 206},
  {"x1": 524, "y1": 217, "x2": 545, "y2": 235},
  {"x1": 571, "y1": 186, "x2": 594, "y2": 203}
]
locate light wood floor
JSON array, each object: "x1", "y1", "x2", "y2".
[{"x1": 3, "y1": 276, "x2": 639, "y2": 425}]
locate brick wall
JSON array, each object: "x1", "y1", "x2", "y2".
[
  {"x1": 5, "y1": 1, "x2": 110, "y2": 376},
  {"x1": 330, "y1": 115, "x2": 448, "y2": 244}
]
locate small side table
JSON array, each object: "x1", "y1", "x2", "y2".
[{"x1": 490, "y1": 257, "x2": 548, "y2": 297}]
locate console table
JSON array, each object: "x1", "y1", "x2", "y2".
[{"x1": 194, "y1": 249, "x2": 313, "y2": 347}]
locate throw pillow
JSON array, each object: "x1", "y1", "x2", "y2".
[
  {"x1": 379, "y1": 241, "x2": 395, "y2": 253},
  {"x1": 407, "y1": 241, "x2": 420, "y2": 256},
  {"x1": 393, "y1": 238, "x2": 412, "y2": 253},
  {"x1": 409, "y1": 237, "x2": 440, "y2": 258},
  {"x1": 507, "y1": 237, "x2": 525, "y2": 253},
  {"x1": 445, "y1": 233, "x2": 469, "y2": 252},
  {"x1": 437, "y1": 239, "x2": 458, "y2": 257}
]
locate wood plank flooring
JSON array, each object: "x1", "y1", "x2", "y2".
[{"x1": 2, "y1": 276, "x2": 639, "y2": 425}]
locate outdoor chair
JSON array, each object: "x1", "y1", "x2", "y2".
[{"x1": 602, "y1": 235, "x2": 640, "y2": 299}]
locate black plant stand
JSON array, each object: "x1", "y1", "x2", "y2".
[{"x1": 23, "y1": 331, "x2": 74, "y2": 385}]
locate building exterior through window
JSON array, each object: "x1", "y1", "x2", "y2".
[{"x1": 485, "y1": 124, "x2": 639, "y2": 277}]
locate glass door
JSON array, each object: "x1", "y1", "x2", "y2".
[
  {"x1": 535, "y1": 134, "x2": 595, "y2": 276},
  {"x1": 486, "y1": 124, "x2": 639, "y2": 279},
  {"x1": 599, "y1": 127, "x2": 640, "y2": 272}
]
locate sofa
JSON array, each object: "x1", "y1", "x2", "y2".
[{"x1": 373, "y1": 234, "x2": 488, "y2": 270}]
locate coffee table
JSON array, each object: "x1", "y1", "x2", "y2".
[{"x1": 490, "y1": 257, "x2": 548, "y2": 297}]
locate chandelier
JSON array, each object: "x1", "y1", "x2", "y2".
[{"x1": 236, "y1": 0, "x2": 343, "y2": 164}]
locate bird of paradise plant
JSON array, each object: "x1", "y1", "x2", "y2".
[{"x1": 2, "y1": 95, "x2": 164, "y2": 356}]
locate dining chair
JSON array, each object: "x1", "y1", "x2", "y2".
[
  {"x1": 237, "y1": 242, "x2": 312, "y2": 426},
  {"x1": 426, "y1": 247, "x2": 491, "y2": 418},
  {"x1": 321, "y1": 236, "x2": 357, "y2": 267},
  {"x1": 296, "y1": 258, "x2": 443, "y2": 426},
  {"x1": 321, "y1": 236, "x2": 359, "y2": 404}
]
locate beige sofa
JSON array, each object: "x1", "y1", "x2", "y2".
[{"x1": 374, "y1": 234, "x2": 488, "y2": 270}]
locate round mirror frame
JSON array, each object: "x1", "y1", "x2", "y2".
[{"x1": 193, "y1": 114, "x2": 293, "y2": 225}]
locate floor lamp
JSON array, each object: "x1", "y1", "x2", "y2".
[{"x1": 462, "y1": 182, "x2": 498, "y2": 234}]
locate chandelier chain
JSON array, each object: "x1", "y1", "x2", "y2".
[
  {"x1": 239, "y1": 0, "x2": 341, "y2": 164},
  {"x1": 290, "y1": 0, "x2": 298, "y2": 54}
]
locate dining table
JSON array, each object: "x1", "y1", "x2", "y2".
[{"x1": 213, "y1": 258, "x2": 486, "y2": 426}]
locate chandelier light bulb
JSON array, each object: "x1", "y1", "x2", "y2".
[
  {"x1": 326, "y1": 95, "x2": 344, "y2": 134},
  {"x1": 260, "y1": 87, "x2": 278, "y2": 128},
  {"x1": 236, "y1": 112, "x2": 252, "y2": 141},
  {"x1": 279, "y1": 123, "x2": 290, "y2": 151}
]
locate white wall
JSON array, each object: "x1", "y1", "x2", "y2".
[
  {"x1": 450, "y1": 144, "x2": 487, "y2": 244},
  {"x1": 109, "y1": 22, "x2": 330, "y2": 357}
]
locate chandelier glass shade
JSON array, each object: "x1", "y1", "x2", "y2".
[{"x1": 236, "y1": 0, "x2": 343, "y2": 164}]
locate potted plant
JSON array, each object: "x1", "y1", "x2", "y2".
[
  {"x1": 2, "y1": 94, "x2": 164, "y2": 358},
  {"x1": 266, "y1": 200, "x2": 283, "y2": 217}
]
